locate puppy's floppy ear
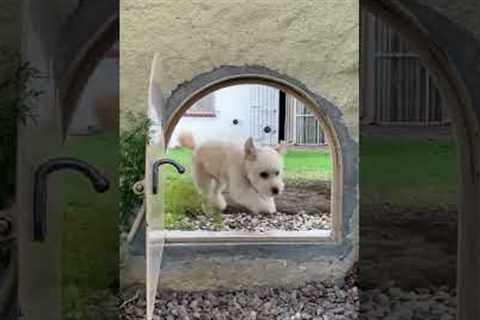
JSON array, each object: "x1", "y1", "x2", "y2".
[
  {"x1": 275, "y1": 141, "x2": 288, "y2": 156},
  {"x1": 244, "y1": 137, "x2": 257, "y2": 160}
]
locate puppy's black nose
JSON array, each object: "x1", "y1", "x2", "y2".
[{"x1": 272, "y1": 187, "x2": 279, "y2": 195}]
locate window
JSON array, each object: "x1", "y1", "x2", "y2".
[{"x1": 184, "y1": 93, "x2": 216, "y2": 117}]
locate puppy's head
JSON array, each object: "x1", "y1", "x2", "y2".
[{"x1": 244, "y1": 137, "x2": 287, "y2": 197}]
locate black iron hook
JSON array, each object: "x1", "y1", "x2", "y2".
[
  {"x1": 152, "y1": 159, "x2": 185, "y2": 194},
  {"x1": 33, "y1": 157, "x2": 110, "y2": 241}
]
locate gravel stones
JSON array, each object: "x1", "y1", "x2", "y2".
[
  {"x1": 178, "y1": 210, "x2": 331, "y2": 232},
  {"x1": 173, "y1": 180, "x2": 332, "y2": 232},
  {"x1": 359, "y1": 286, "x2": 456, "y2": 320},
  {"x1": 120, "y1": 276, "x2": 456, "y2": 320},
  {"x1": 120, "y1": 277, "x2": 358, "y2": 320}
]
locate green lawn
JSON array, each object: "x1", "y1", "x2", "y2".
[
  {"x1": 59, "y1": 131, "x2": 118, "y2": 318},
  {"x1": 162, "y1": 147, "x2": 332, "y2": 228},
  {"x1": 360, "y1": 136, "x2": 458, "y2": 208},
  {"x1": 165, "y1": 147, "x2": 332, "y2": 180}
]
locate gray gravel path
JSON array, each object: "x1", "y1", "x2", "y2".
[
  {"x1": 120, "y1": 268, "x2": 358, "y2": 320},
  {"x1": 177, "y1": 210, "x2": 331, "y2": 232},
  {"x1": 172, "y1": 180, "x2": 332, "y2": 232}
]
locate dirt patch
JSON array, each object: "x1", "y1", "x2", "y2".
[
  {"x1": 275, "y1": 179, "x2": 331, "y2": 215},
  {"x1": 361, "y1": 205, "x2": 457, "y2": 290}
]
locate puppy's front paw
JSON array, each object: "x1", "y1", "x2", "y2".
[
  {"x1": 216, "y1": 198, "x2": 227, "y2": 211},
  {"x1": 266, "y1": 206, "x2": 276, "y2": 214},
  {"x1": 256, "y1": 202, "x2": 276, "y2": 215},
  {"x1": 266, "y1": 200, "x2": 276, "y2": 214}
]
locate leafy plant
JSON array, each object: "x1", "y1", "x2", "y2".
[
  {"x1": 119, "y1": 112, "x2": 150, "y2": 229},
  {"x1": 0, "y1": 48, "x2": 42, "y2": 208},
  {"x1": 164, "y1": 175, "x2": 205, "y2": 228}
]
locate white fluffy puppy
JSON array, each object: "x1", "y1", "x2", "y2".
[{"x1": 179, "y1": 132, "x2": 287, "y2": 214}]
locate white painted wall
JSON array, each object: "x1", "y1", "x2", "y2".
[{"x1": 168, "y1": 84, "x2": 280, "y2": 148}]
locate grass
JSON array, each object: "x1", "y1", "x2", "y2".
[
  {"x1": 165, "y1": 147, "x2": 333, "y2": 180},
  {"x1": 284, "y1": 148, "x2": 332, "y2": 180},
  {"x1": 59, "y1": 131, "x2": 118, "y2": 319},
  {"x1": 163, "y1": 147, "x2": 332, "y2": 229},
  {"x1": 360, "y1": 135, "x2": 458, "y2": 209}
]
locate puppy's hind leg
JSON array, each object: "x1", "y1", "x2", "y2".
[
  {"x1": 192, "y1": 162, "x2": 225, "y2": 213},
  {"x1": 192, "y1": 161, "x2": 213, "y2": 196},
  {"x1": 211, "y1": 179, "x2": 227, "y2": 211}
]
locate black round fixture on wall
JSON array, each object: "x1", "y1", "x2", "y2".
[
  {"x1": 264, "y1": 126, "x2": 272, "y2": 133},
  {"x1": 232, "y1": 119, "x2": 239, "y2": 125}
]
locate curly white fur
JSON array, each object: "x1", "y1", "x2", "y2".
[{"x1": 178, "y1": 131, "x2": 287, "y2": 214}]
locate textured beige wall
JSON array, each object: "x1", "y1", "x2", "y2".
[
  {"x1": 0, "y1": 0, "x2": 22, "y2": 49},
  {"x1": 120, "y1": 0, "x2": 359, "y2": 138}
]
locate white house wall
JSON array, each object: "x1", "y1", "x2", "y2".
[{"x1": 169, "y1": 84, "x2": 279, "y2": 148}]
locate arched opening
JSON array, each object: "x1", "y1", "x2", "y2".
[
  {"x1": 148, "y1": 67, "x2": 355, "y2": 243},
  {"x1": 165, "y1": 83, "x2": 336, "y2": 234},
  {"x1": 361, "y1": 1, "x2": 480, "y2": 318}
]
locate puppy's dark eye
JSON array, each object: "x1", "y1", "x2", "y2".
[
  {"x1": 260, "y1": 172, "x2": 269, "y2": 179},
  {"x1": 275, "y1": 171, "x2": 279, "y2": 176}
]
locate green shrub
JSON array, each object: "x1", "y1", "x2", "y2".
[
  {"x1": 164, "y1": 175, "x2": 204, "y2": 229},
  {"x1": 0, "y1": 48, "x2": 42, "y2": 208},
  {"x1": 119, "y1": 112, "x2": 149, "y2": 229}
]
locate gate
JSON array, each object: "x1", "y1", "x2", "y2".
[
  {"x1": 249, "y1": 85, "x2": 279, "y2": 145},
  {"x1": 373, "y1": 14, "x2": 449, "y2": 124}
]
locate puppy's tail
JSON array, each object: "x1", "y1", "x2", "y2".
[{"x1": 178, "y1": 131, "x2": 196, "y2": 150}]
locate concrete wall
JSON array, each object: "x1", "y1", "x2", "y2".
[{"x1": 120, "y1": 0, "x2": 359, "y2": 139}]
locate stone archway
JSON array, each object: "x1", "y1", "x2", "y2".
[
  {"x1": 145, "y1": 64, "x2": 358, "y2": 292},
  {"x1": 158, "y1": 65, "x2": 357, "y2": 243},
  {"x1": 362, "y1": 1, "x2": 480, "y2": 318}
]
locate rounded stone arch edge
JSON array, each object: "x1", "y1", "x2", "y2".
[
  {"x1": 160, "y1": 65, "x2": 358, "y2": 242},
  {"x1": 55, "y1": 3, "x2": 119, "y2": 136}
]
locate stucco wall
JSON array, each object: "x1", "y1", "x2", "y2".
[
  {"x1": 0, "y1": 0, "x2": 22, "y2": 50},
  {"x1": 120, "y1": 0, "x2": 359, "y2": 139}
]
